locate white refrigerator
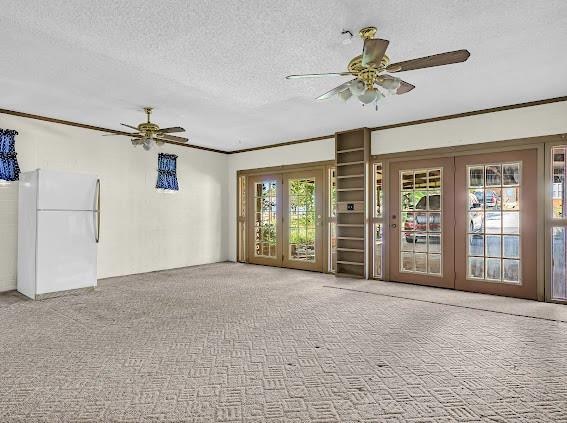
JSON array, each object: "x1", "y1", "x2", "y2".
[{"x1": 18, "y1": 169, "x2": 100, "y2": 299}]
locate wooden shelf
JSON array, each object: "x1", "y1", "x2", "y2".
[
  {"x1": 335, "y1": 127, "x2": 370, "y2": 279},
  {"x1": 336, "y1": 161, "x2": 364, "y2": 167},
  {"x1": 336, "y1": 174, "x2": 364, "y2": 179},
  {"x1": 337, "y1": 148, "x2": 364, "y2": 154},
  {"x1": 337, "y1": 260, "x2": 364, "y2": 266}
]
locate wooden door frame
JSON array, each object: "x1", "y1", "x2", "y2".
[
  {"x1": 246, "y1": 173, "x2": 283, "y2": 267},
  {"x1": 545, "y1": 137, "x2": 567, "y2": 304},
  {"x1": 454, "y1": 150, "x2": 538, "y2": 300},
  {"x1": 282, "y1": 169, "x2": 324, "y2": 272},
  {"x1": 388, "y1": 157, "x2": 456, "y2": 289},
  {"x1": 371, "y1": 134, "x2": 563, "y2": 302},
  {"x1": 238, "y1": 160, "x2": 334, "y2": 272}
]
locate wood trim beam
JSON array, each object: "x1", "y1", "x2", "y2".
[
  {"x1": 229, "y1": 96, "x2": 567, "y2": 154},
  {"x1": 3, "y1": 95, "x2": 566, "y2": 156},
  {"x1": 0, "y1": 108, "x2": 228, "y2": 154},
  {"x1": 227, "y1": 134, "x2": 334, "y2": 154}
]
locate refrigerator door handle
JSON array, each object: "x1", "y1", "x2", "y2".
[{"x1": 95, "y1": 179, "x2": 101, "y2": 243}]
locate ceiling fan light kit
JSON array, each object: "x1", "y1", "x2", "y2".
[
  {"x1": 286, "y1": 26, "x2": 470, "y2": 110},
  {"x1": 115, "y1": 107, "x2": 188, "y2": 150}
]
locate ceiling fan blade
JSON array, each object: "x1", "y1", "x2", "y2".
[
  {"x1": 396, "y1": 80, "x2": 415, "y2": 94},
  {"x1": 102, "y1": 132, "x2": 140, "y2": 137},
  {"x1": 156, "y1": 126, "x2": 185, "y2": 134},
  {"x1": 387, "y1": 49, "x2": 470, "y2": 73},
  {"x1": 120, "y1": 123, "x2": 139, "y2": 131},
  {"x1": 156, "y1": 134, "x2": 188, "y2": 143},
  {"x1": 286, "y1": 72, "x2": 351, "y2": 79},
  {"x1": 316, "y1": 79, "x2": 357, "y2": 100},
  {"x1": 361, "y1": 38, "x2": 389, "y2": 67}
]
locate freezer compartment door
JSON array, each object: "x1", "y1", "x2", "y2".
[
  {"x1": 37, "y1": 169, "x2": 98, "y2": 211},
  {"x1": 36, "y1": 210, "x2": 97, "y2": 295}
]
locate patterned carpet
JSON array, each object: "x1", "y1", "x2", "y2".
[{"x1": 1, "y1": 262, "x2": 566, "y2": 422}]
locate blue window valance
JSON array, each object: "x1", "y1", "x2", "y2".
[
  {"x1": 156, "y1": 153, "x2": 179, "y2": 191},
  {"x1": 0, "y1": 129, "x2": 20, "y2": 182}
]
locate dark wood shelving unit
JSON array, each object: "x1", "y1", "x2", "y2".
[{"x1": 334, "y1": 128, "x2": 370, "y2": 278}]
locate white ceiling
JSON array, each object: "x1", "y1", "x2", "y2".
[{"x1": 1, "y1": 0, "x2": 566, "y2": 151}]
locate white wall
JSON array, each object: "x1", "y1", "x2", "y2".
[
  {"x1": 227, "y1": 100, "x2": 567, "y2": 261},
  {"x1": 0, "y1": 114, "x2": 228, "y2": 292}
]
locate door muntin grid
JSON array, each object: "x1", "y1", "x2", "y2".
[
  {"x1": 329, "y1": 168, "x2": 336, "y2": 272},
  {"x1": 374, "y1": 163, "x2": 384, "y2": 278},
  {"x1": 550, "y1": 147, "x2": 567, "y2": 301},
  {"x1": 253, "y1": 181, "x2": 277, "y2": 258},
  {"x1": 466, "y1": 163, "x2": 521, "y2": 284},
  {"x1": 399, "y1": 168, "x2": 443, "y2": 276},
  {"x1": 288, "y1": 178, "x2": 316, "y2": 262}
]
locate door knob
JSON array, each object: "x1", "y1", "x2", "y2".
[{"x1": 391, "y1": 224, "x2": 397, "y2": 228}]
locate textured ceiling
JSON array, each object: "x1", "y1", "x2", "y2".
[{"x1": 1, "y1": 0, "x2": 566, "y2": 151}]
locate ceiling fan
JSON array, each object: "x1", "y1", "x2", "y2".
[
  {"x1": 286, "y1": 26, "x2": 470, "y2": 109},
  {"x1": 115, "y1": 107, "x2": 188, "y2": 150}
]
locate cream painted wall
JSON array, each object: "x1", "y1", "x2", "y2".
[
  {"x1": 0, "y1": 114, "x2": 228, "y2": 292},
  {"x1": 371, "y1": 101, "x2": 567, "y2": 154},
  {"x1": 226, "y1": 100, "x2": 567, "y2": 261}
]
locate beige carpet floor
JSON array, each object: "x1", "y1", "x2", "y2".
[{"x1": 1, "y1": 262, "x2": 566, "y2": 422}]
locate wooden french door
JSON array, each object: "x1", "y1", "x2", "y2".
[
  {"x1": 247, "y1": 169, "x2": 324, "y2": 271},
  {"x1": 282, "y1": 170, "x2": 324, "y2": 271},
  {"x1": 247, "y1": 174, "x2": 283, "y2": 267},
  {"x1": 454, "y1": 150, "x2": 538, "y2": 300},
  {"x1": 389, "y1": 158, "x2": 455, "y2": 288},
  {"x1": 387, "y1": 150, "x2": 538, "y2": 300}
]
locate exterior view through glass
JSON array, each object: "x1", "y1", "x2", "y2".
[
  {"x1": 551, "y1": 147, "x2": 567, "y2": 300},
  {"x1": 466, "y1": 163, "x2": 521, "y2": 283},
  {"x1": 253, "y1": 181, "x2": 277, "y2": 258},
  {"x1": 400, "y1": 168, "x2": 442, "y2": 275},
  {"x1": 288, "y1": 178, "x2": 316, "y2": 262}
]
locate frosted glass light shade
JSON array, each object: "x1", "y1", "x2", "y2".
[
  {"x1": 350, "y1": 79, "x2": 366, "y2": 96},
  {"x1": 358, "y1": 88, "x2": 379, "y2": 104}
]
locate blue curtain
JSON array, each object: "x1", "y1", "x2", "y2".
[
  {"x1": 0, "y1": 129, "x2": 20, "y2": 182},
  {"x1": 156, "y1": 153, "x2": 179, "y2": 190}
]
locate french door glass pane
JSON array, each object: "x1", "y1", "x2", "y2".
[
  {"x1": 552, "y1": 227, "x2": 567, "y2": 300},
  {"x1": 374, "y1": 224, "x2": 383, "y2": 278},
  {"x1": 375, "y1": 164, "x2": 383, "y2": 217},
  {"x1": 466, "y1": 163, "x2": 521, "y2": 284},
  {"x1": 288, "y1": 178, "x2": 316, "y2": 262},
  {"x1": 254, "y1": 181, "x2": 277, "y2": 258},
  {"x1": 329, "y1": 168, "x2": 337, "y2": 272},
  {"x1": 552, "y1": 147, "x2": 566, "y2": 218},
  {"x1": 551, "y1": 147, "x2": 567, "y2": 301},
  {"x1": 399, "y1": 168, "x2": 443, "y2": 276}
]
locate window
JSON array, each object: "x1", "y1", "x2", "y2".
[
  {"x1": 0, "y1": 129, "x2": 20, "y2": 182},
  {"x1": 156, "y1": 153, "x2": 179, "y2": 191},
  {"x1": 551, "y1": 146, "x2": 567, "y2": 301},
  {"x1": 237, "y1": 175, "x2": 246, "y2": 262},
  {"x1": 373, "y1": 163, "x2": 384, "y2": 278},
  {"x1": 466, "y1": 163, "x2": 521, "y2": 284},
  {"x1": 328, "y1": 167, "x2": 336, "y2": 272},
  {"x1": 400, "y1": 167, "x2": 442, "y2": 276}
]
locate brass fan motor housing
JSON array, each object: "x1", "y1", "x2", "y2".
[
  {"x1": 347, "y1": 53, "x2": 390, "y2": 88},
  {"x1": 138, "y1": 107, "x2": 160, "y2": 137},
  {"x1": 359, "y1": 26, "x2": 377, "y2": 40}
]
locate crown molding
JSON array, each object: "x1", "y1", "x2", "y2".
[
  {"x1": 0, "y1": 108, "x2": 228, "y2": 154},
  {"x1": 2, "y1": 95, "x2": 566, "y2": 156}
]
